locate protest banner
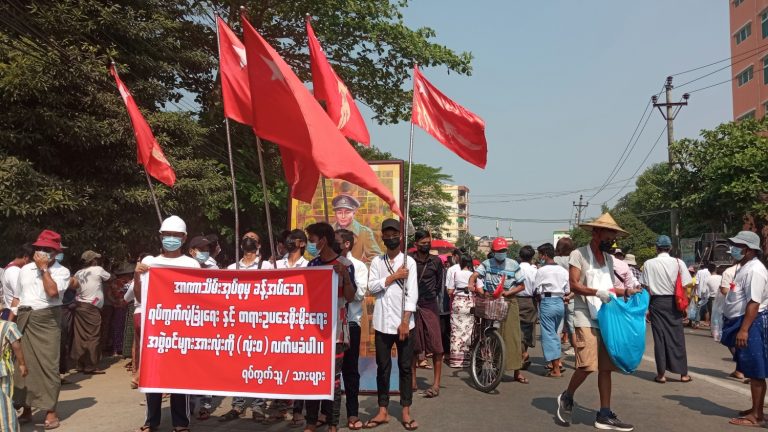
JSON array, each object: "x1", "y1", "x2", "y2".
[{"x1": 138, "y1": 266, "x2": 338, "y2": 400}]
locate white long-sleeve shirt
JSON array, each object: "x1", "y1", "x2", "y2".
[
  {"x1": 346, "y1": 253, "x2": 369, "y2": 324},
  {"x1": 368, "y1": 252, "x2": 418, "y2": 334}
]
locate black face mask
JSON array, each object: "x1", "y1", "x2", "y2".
[
  {"x1": 598, "y1": 240, "x2": 613, "y2": 253},
  {"x1": 285, "y1": 241, "x2": 298, "y2": 253},
  {"x1": 241, "y1": 237, "x2": 259, "y2": 253},
  {"x1": 417, "y1": 243, "x2": 431, "y2": 254},
  {"x1": 383, "y1": 238, "x2": 401, "y2": 251}
]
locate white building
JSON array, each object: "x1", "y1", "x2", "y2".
[{"x1": 441, "y1": 184, "x2": 469, "y2": 244}]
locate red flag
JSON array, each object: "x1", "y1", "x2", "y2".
[
  {"x1": 217, "y1": 17, "x2": 252, "y2": 125},
  {"x1": 306, "y1": 17, "x2": 370, "y2": 145},
  {"x1": 241, "y1": 16, "x2": 402, "y2": 217},
  {"x1": 411, "y1": 66, "x2": 488, "y2": 169},
  {"x1": 110, "y1": 64, "x2": 176, "y2": 187}
]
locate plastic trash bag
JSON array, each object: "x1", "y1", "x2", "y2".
[
  {"x1": 687, "y1": 300, "x2": 699, "y2": 321},
  {"x1": 711, "y1": 294, "x2": 725, "y2": 342},
  {"x1": 597, "y1": 290, "x2": 650, "y2": 374}
]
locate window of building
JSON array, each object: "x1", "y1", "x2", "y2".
[
  {"x1": 765, "y1": 101, "x2": 768, "y2": 116},
  {"x1": 764, "y1": 56, "x2": 768, "y2": 85},
  {"x1": 763, "y1": 10, "x2": 768, "y2": 38},
  {"x1": 737, "y1": 66, "x2": 754, "y2": 86},
  {"x1": 735, "y1": 22, "x2": 752, "y2": 45},
  {"x1": 734, "y1": 0, "x2": 744, "y2": 6},
  {"x1": 738, "y1": 110, "x2": 756, "y2": 121}
]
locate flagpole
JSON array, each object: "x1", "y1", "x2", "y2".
[
  {"x1": 144, "y1": 168, "x2": 163, "y2": 225},
  {"x1": 321, "y1": 176, "x2": 330, "y2": 222},
  {"x1": 214, "y1": 13, "x2": 241, "y2": 268},
  {"x1": 255, "y1": 136, "x2": 278, "y2": 260},
  {"x1": 404, "y1": 64, "x2": 418, "y2": 245}
]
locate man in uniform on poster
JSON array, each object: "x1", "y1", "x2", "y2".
[{"x1": 331, "y1": 194, "x2": 382, "y2": 263}]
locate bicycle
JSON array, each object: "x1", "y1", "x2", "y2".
[{"x1": 468, "y1": 295, "x2": 507, "y2": 392}]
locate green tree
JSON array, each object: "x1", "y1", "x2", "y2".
[{"x1": 0, "y1": 0, "x2": 471, "y2": 263}]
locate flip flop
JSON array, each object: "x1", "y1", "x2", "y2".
[
  {"x1": 348, "y1": 417, "x2": 364, "y2": 430},
  {"x1": 289, "y1": 418, "x2": 305, "y2": 428},
  {"x1": 42, "y1": 419, "x2": 60, "y2": 430},
  {"x1": 363, "y1": 419, "x2": 389, "y2": 429},
  {"x1": 197, "y1": 408, "x2": 211, "y2": 421},
  {"x1": 544, "y1": 371, "x2": 564, "y2": 378},
  {"x1": 401, "y1": 419, "x2": 418, "y2": 431},
  {"x1": 729, "y1": 417, "x2": 764, "y2": 427},
  {"x1": 654, "y1": 377, "x2": 667, "y2": 384},
  {"x1": 680, "y1": 376, "x2": 693, "y2": 383},
  {"x1": 420, "y1": 387, "x2": 439, "y2": 398}
]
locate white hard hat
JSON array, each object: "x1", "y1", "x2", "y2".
[{"x1": 159, "y1": 215, "x2": 187, "y2": 234}]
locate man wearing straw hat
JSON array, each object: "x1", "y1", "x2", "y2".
[{"x1": 556, "y1": 213, "x2": 636, "y2": 431}]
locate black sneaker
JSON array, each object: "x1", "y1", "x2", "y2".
[
  {"x1": 595, "y1": 412, "x2": 634, "y2": 431},
  {"x1": 556, "y1": 392, "x2": 573, "y2": 425}
]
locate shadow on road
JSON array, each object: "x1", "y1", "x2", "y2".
[{"x1": 663, "y1": 395, "x2": 736, "y2": 418}]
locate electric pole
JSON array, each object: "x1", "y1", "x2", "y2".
[
  {"x1": 572, "y1": 195, "x2": 588, "y2": 226},
  {"x1": 496, "y1": 219, "x2": 500, "y2": 237},
  {"x1": 652, "y1": 76, "x2": 689, "y2": 257}
]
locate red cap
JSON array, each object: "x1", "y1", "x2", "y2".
[
  {"x1": 32, "y1": 229, "x2": 64, "y2": 251},
  {"x1": 492, "y1": 237, "x2": 508, "y2": 251}
]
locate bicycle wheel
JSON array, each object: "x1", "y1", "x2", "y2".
[{"x1": 470, "y1": 327, "x2": 506, "y2": 392}]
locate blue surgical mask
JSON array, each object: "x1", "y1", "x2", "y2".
[
  {"x1": 538, "y1": 259, "x2": 546, "y2": 266},
  {"x1": 730, "y1": 245, "x2": 745, "y2": 261},
  {"x1": 306, "y1": 242, "x2": 319, "y2": 257},
  {"x1": 162, "y1": 236, "x2": 183, "y2": 252},
  {"x1": 194, "y1": 251, "x2": 210, "y2": 263},
  {"x1": 494, "y1": 252, "x2": 506, "y2": 262},
  {"x1": 55, "y1": 253, "x2": 64, "y2": 263}
]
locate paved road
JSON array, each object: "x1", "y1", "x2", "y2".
[{"x1": 18, "y1": 325, "x2": 757, "y2": 431}]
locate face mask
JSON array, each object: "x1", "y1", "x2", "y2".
[
  {"x1": 286, "y1": 241, "x2": 298, "y2": 253},
  {"x1": 55, "y1": 253, "x2": 64, "y2": 263},
  {"x1": 417, "y1": 243, "x2": 431, "y2": 254},
  {"x1": 494, "y1": 252, "x2": 506, "y2": 262},
  {"x1": 306, "y1": 242, "x2": 319, "y2": 257},
  {"x1": 598, "y1": 240, "x2": 613, "y2": 252},
  {"x1": 539, "y1": 258, "x2": 546, "y2": 266},
  {"x1": 194, "y1": 251, "x2": 210, "y2": 263},
  {"x1": 383, "y1": 238, "x2": 401, "y2": 251},
  {"x1": 730, "y1": 246, "x2": 745, "y2": 261},
  {"x1": 241, "y1": 237, "x2": 259, "y2": 253},
  {"x1": 162, "y1": 236, "x2": 183, "y2": 252}
]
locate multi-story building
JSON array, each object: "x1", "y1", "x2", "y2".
[
  {"x1": 440, "y1": 184, "x2": 469, "y2": 244},
  {"x1": 729, "y1": 0, "x2": 768, "y2": 120}
]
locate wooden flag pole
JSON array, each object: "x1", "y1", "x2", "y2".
[
  {"x1": 214, "y1": 13, "x2": 241, "y2": 267},
  {"x1": 144, "y1": 168, "x2": 163, "y2": 225},
  {"x1": 255, "y1": 136, "x2": 278, "y2": 260}
]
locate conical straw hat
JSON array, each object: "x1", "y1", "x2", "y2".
[{"x1": 579, "y1": 212, "x2": 628, "y2": 236}]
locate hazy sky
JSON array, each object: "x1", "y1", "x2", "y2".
[{"x1": 361, "y1": 0, "x2": 733, "y2": 246}]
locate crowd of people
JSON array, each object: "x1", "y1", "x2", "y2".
[{"x1": 0, "y1": 211, "x2": 766, "y2": 432}]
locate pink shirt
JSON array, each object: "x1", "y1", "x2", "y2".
[{"x1": 612, "y1": 257, "x2": 639, "y2": 291}]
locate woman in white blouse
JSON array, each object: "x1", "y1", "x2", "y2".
[
  {"x1": 447, "y1": 255, "x2": 483, "y2": 368},
  {"x1": 534, "y1": 243, "x2": 570, "y2": 377}
]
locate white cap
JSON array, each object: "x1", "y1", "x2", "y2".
[{"x1": 159, "y1": 215, "x2": 187, "y2": 234}]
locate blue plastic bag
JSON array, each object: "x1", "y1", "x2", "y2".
[
  {"x1": 687, "y1": 301, "x2": 699, "y2": 321},
  {"x1": 596, "y1": 290, "x2": 650, "y2": 374}
]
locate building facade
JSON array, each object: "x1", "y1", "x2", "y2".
[
  {"x1": 730, "y1": 0, "x2": 768, "y2": 120},
  {"x1": 440, "y1": 184, "x2": 469, "y2": 244}
]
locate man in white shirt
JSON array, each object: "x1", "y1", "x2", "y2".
[
  {"x1": 133, "y1": 216, "x2": 200, "y2": 432},
  {"x1": 517, "y1": 245, "x2": 538, "y2": 369},
  {"x1": 444, "y1": 249, "x2": 461, "y2": 297},
  {"x1": 364, "y1": 219, "x2": 418, "y2": 430},
  {"x1": 12, "y1": 230, "x2": 70, "y2": 429},
  {"x1": 701, "y1": 263, "x2": 718, "y2": 325},
  {"x1": 336, "y1": 228, "x2": 368, "y2": 431},
  {"x1": 188, "y1": 236, "x2": 217, "y2": 269},
  {"x1": 641, "y1": 235, "x2": 693, "y2": 384},
  {"x1": 70, "y1": 250, "x2": 111, "y2": 375},
  {"x1": 1, "y1": 243, "x2": 33, "y2": 321},
  {"x1": 721, "y1": 231, "x2": 768, "y2": 427},
  {"x1": 693, "y1": 264, "x2": 712, "y2": 327}
]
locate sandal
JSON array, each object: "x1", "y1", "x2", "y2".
[
  {"x1": 680, "y1": 375, "x2": 693, "y2": 383},
  {"x1": 289, "y1": 418, "x2": 305, "y2": 428},
  {"x1": 348, "y1": 417, "x2": 364, "y2": 430},
  {"x1": 417, "y1": 360, "x2": 432, "y2": 369},
  {"x1": 514, "y1": 374, "x2": 529, "y2": 384},
  {"x1": 363, "y1": 418, "x2": 389, "y2": 429},
  {"x1": 135, "y1": 426, "x2": 155, "y2": 432},
  {"x1": 654, "y1": 376, "x2": 667, "y2": 384},
  {"x1": 197, "y1": 408, "x2": 211, "y2": 421},
  {"x1": 42, "y1": 419, "x2": 61, "y2": 430},
  {"x1": 729, "y1": 417, "x2": 764, "y2": 427},
  {"x1": 401, "y1": 419, "x2": 418, "y2": 431},
  {"x1": 420, "y1": 387, "x2": 439, "y2": 398},
  {"x1": 218, "y1": 409, "x2": 242, "y2": 422},
  {"x1": 544, "y1": 371, "x2": 563, "y2": 378}
]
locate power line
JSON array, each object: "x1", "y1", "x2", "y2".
[
  {"x1": 670, "y1": 40, "x2": 768, "y2": 77},
  {"x1": 601, "y1": 124, "x2": 668, "y2": 204},
  {"x1": 469, "y1": 214, "x2": 570, "y2": 223}
]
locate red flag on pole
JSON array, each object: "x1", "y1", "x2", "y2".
[
  {"x1": 306, "y1": 17, "x2": 370, "y2": 145},
  {"x1": 217, "y1": 17, "x2": 252, "y2": 125},
  {"x1": 110, "y1": 64, "x2": 176, "y2": 187},
  {"x1": 241, "y1": 16, "x2": 402, "y2": 217},
  {"x1": 411, "y1": 66, "x2": 488, "y2": 169}
]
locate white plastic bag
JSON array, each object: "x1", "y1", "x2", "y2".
[{"x1": 585, "y1": 248, "x2": 614, "y2": 320}]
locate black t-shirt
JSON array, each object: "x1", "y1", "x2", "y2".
[{"x1": 411, "y1": 253, "x2": 444, "y2": 304}]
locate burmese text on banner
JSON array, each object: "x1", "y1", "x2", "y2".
[{"x1": 139, "y1": 267, "x2": 338, "y2": 399}]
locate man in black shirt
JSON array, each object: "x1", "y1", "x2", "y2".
[{"x1": 410, "y1": 229, "x2": 445, "y2": 398}]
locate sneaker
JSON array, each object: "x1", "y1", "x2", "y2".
[
  {"x1": 595, "y1": 412, "x2": 634, "y2": 431},
  {"x1": 556, "y1": 392, "x2": 573, "y2": 425},
  {"x1": 563, "y1": 347, "x2": 575, "y2": 356}
]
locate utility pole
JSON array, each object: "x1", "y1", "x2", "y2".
[
  {"x1": 496, "y1": 219, "x2": 500, "y2": 237},
  {"x1": 572, "y1": 195, "x2": 588, "y2": 226},
  {"x1": 652, "y1": 76, "x2": 689, "y2": 257}
]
